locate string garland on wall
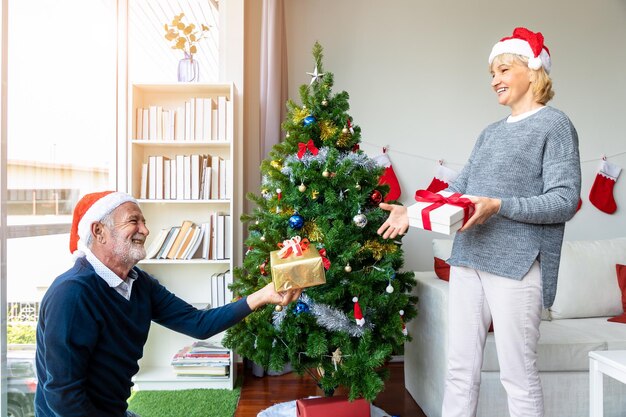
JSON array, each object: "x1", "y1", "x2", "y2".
[{"x1": 360, "y1": 140, "x2": 626, "y2": 167}]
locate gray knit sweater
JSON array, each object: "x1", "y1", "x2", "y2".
[{"x1": 447, "y1": 106, "x2": 581, "y2": 307}]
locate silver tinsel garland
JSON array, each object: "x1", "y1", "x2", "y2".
[
  {"x1": 272, "y1": 293, "x2": 373, "y2": 337},
  {"x1": 280, "y1": 147, "x2": 378, "y2": 183}
]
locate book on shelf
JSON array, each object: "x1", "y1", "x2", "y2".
[
  {"x1": 210, "y1": 271, "x2": 232, "y2": 308},
  {"x1": 217, "y1": 96, "x2": 227, "y2": 142},
  {"x1": 172, "y1": 223, "x2": 197, "y2": 260},
  {"x1": 175, "y1": 154, "x2": 185, "y2": 200},
  {"x1": 148, "y1": 156, "x2": 157, "y2": 200},
  {"x1": 180, "y1": 225, "x2": 202, "y2": 260},
  {"x1": 145, "y1": 227, "x2": 171, "y2": 260},
  {"x1": 224, "y1": 215, "x2": 231, "y2": 260},
  {"x1": 203, "y1": 98, "x2": 214, "y2": 141},
  {"x1": 166, "y1": 220, "x2": 195, "y2": 259},
  {"x1": 164, "y1": 159, "x2": 171, "y2": 200},
  {"x1": 194, "y1": 98, "x2": 204, "y2": 142},
  {"x1": 157, "y1": 227, "x2": 180, "y2": 259},
  {"x1": 140, "y1": 163, "x2": 148, "y2": 200},
  {"x1": 216, "y1": 215, "x2": 225, "y2": 260}
]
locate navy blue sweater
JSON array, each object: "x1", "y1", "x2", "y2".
[{"x1": 35, "y1": 257, "x2": 251, "y2": 416}]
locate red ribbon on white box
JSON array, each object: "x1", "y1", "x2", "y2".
[
  {"x1": 414, "y1": 189, "x2": 475, "y2": 231},
  {"x1": 277, "y1": 236, "x2": 310, "y2": 259}
]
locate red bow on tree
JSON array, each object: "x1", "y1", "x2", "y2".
[
  {"x1": 297, "y1": 139, "x2": 319, "y2": 159},
  {"x1": 318, "y1": 248, "x2": 331, "y2": 270}
]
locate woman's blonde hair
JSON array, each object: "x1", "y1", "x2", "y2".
[{"x1": 491, "y1": 53, "x2": 554, "y2": 105}]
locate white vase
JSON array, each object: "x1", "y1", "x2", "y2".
[{"x1": 178, "y1": 53, "x2": 199, "y2": 82}]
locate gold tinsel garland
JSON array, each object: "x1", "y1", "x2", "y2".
[
  {"x1": 292, "y1": 108, "x2": 309, "y2": 125},
  {"x1": 319, "y1": 120, "x2": 338, "y2": 141},
  {"x1": 336, "y1": 132, "x2": 352, "y2": 148},
  {"x1": 359, "y1": 239, "x2": 398, "y2": 260},
  {"x1": 302, "y1": 220, "x2": 325, "y2": 243}
]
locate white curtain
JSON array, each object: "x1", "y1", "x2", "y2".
[{"x1": 259, "y1": 0, "x2": 288, "y2": 159}]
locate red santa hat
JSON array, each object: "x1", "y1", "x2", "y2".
[
  {"x1": 488, "y1": 27, "x2": 551, "y2": 74},
  {"x1": 352, "y1": 297, "x2": 365, "y2": 327},
  {"x1": 69, "y1": 191, "x2": 137, "y2": 256}
]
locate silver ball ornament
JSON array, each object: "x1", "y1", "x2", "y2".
[
  {"x1": 353, "y1": 213, "x2": 368, "y2": 228},
  {"x1": 386, "y1": 284, "x2": 394, "y2": 294}
]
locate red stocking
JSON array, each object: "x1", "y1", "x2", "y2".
[
  {"x1": 373, "y1": 149, "x2": 401, "y2": 202},
  {"x1": 426, "y1": 163, "x2": 459, "y2": 193},
  {"x1": 589, "y1": 160, "x2": 621, "y2": 214}
]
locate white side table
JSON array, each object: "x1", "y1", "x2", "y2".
[{"x1": 589, "y1": 350, "x2": 626, "y2": 417}]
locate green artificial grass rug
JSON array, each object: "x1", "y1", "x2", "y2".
[{"x1": 127, "y1": 386, "x2": 241, "y2": 417}]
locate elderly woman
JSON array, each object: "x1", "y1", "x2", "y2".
[{"x1": 378, "y1": 27, "x2": 581, "y2": 417}]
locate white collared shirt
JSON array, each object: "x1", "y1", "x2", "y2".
[{"x1": 84, "y1": 247, "x2": 137, "y2": 301}]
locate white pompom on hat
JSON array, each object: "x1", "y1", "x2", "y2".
[
  {"x1": 488, "y1": 27, "x2": 551, "y2": 74},
  {"x1": 69, "y1": 191, "x2": 137, "y2": 257}
]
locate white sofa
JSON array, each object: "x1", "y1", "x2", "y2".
[{"x1": 404, "y1": 238, "x2": 626, "y2": 417}]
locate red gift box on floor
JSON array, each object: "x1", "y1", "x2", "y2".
[{"x1": 296, "y1": 396, "x2": 371, "y2": 417}]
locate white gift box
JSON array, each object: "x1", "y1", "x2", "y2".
[{"x1": 407, "y1": 191, "x2": 473, "y2": 235}]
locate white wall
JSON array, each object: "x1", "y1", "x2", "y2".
[{"x1": 283, "y1": 0, "x2": 626, "y2": 271}]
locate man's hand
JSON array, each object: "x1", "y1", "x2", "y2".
[
  {"x1": 246, "y1": 282, "x2": 303, "y2": 311},
  {"x1": 459, "y1": 196, "x2": 501, "y2": 231},
  {"x1": 377, "y1": 203, "x2": 409, "y2": 239}
]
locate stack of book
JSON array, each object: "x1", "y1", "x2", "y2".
[
  {"x1": 171, "y1": 340, "x2": 230, "y2": 378},
  {"x1": 135, "y1": 95, "x2": 233, "y2": 142},
  {"x1": 140, "y1": 153, "x2": 232, "y2": 201},
  {"x1": 144, "y1": 215, "x2": 231, "y2": 261}
]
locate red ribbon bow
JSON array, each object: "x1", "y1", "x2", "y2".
[
  {"x1": 277, "y1": 236, "x2": 310, "y2": 259},
  {"x1": 318, "y1": 248, "x2": 331, "y2": 270},
  {"x1": 297, "y1": 139, "x2": 319, "y2": 159},
  {"x1": 414, "y1": 189, "x2": 475, "y2": 231}
]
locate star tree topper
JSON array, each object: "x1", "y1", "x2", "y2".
[{"x1": 306, "y1": 65, "x2": 325, "y2": 85}]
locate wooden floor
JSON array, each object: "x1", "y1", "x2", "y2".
[{"x1": 234, "y1": 361, "x2": 426, "y2": 417}]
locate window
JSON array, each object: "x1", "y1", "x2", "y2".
[{"x1": 2, "y1": 0, "x2": 117, "y2": 414}]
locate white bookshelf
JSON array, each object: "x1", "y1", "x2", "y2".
[{"x1": 126, "y1": 83, "x2": 238, "y2": 390}]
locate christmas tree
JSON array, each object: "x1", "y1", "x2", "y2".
[{"x1": 223, "y1": 42, "x2": 417, "y2": 401}]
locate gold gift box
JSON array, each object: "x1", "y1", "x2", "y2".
[{"x1": 270, "y1": 247, "x2": 326, "y2": 292}]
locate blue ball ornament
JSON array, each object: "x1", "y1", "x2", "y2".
[
  {"x1": 303, "y1": 115, "x2": 316, "y2": 126},
  {"x1": 294, "y1": 300, "x2": 310, "y2": 315},
  {"x1": 288, "y1": 213, "x2": 305, "y2": 229}
]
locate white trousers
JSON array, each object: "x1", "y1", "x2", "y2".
[{"x1": 441, "y1": 262, "x2": 544, "y2": 417}]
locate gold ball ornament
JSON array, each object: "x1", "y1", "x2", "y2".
[
  {"x1": 260, "y1": 236, "x2": 266, "y2": 242},
  {"x1": 322, "y1": 170, "x2": 330, "y2": 178},
  {"x1": 298, "y1": 183, "x2": 307, "y2": 192},
  {"x1": 275, "y1": 305, "x2": 283, "y2": 312},
  {"x1": 322, "y1": 99, "x2": 328, "y2": 106},
  {"x1": 355, "y1": 183, "x2": 361, "y2": 190},
  {"x1": 344, "y1": 264, "x2": 352, "y2": 273},
  {"x1": 342, "y1": 127, "x2": 349, "y2": 134}
]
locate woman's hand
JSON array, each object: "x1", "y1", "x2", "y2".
[
  {"x1": 460, "y1": 196, "x2": 501, "y2": 231},
  {"x1": 377, "y1": 203, "x2": 409, "y2": 239},
  {"x1": 246, "y1": 282, "x2": 303, "y2": 311}
]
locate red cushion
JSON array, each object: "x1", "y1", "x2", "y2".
[
  {"x1": 608, "y1": 264, "x2": 626, "y2": 323},
  {"x1": 434, "y1": 257, "x2": 450, "y2": 281}
]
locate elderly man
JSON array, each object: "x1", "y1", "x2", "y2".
[{"x1": 35, "y1": 191, "x2": 299, "y2": 417}]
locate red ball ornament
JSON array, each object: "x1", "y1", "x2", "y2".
[{"x1": 370, "y1": 190, "x2": 383, "y2": 204}]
